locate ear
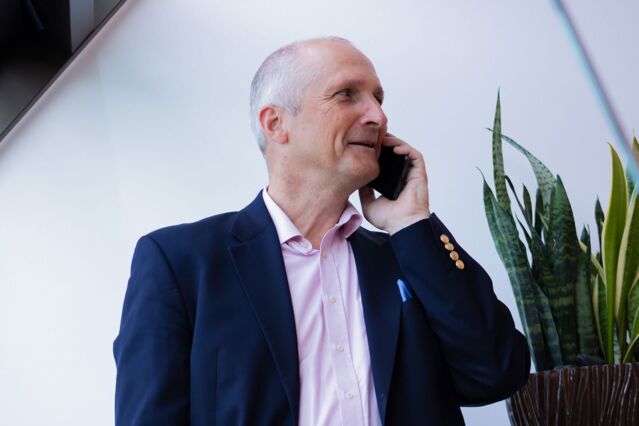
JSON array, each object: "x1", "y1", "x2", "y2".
[{"x1": 259, "y1": 104, "x2": 288, "y2": 145}]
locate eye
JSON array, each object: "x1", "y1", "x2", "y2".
[{"x1": 335, "y1": 88, "x2": 353, "y2": 98}]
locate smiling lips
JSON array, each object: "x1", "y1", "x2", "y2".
[{"x1": 348, "y1": 142, "x2": 375, "y2": 149}]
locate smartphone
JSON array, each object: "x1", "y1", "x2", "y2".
[{"x1": 368, "y1": 146, "x2": 410, "y2": 200}]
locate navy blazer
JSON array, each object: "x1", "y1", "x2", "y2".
[{"x1": 113, "y1": 190, "x2": 530, "y2": 425}]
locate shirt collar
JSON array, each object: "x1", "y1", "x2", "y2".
[{"x1": 261, "y1": 186, "x2": 363, "y2": 245}]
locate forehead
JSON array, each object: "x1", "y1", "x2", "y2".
[{"x1": 300, "y1": 42, "x2": 382, "y2": 90}]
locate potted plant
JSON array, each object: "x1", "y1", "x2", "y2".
[{"x1": 480, "y1": 93, "x2": 639, "y2": 425}]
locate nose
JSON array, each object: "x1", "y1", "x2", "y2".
[{"x1": 361, "y1": 95, "x2": 388, "y2": 129}]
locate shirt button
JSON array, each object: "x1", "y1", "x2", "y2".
[
  {"x1": 321, "y1": 252, "x2": 328, "y2": 259},
  {"x1": 335, "y1": 344, "x2": 344, "y2": 352},
  {"x1": 328, "y1": 295, "x2": 337, "y2": 304},
  {"x1": 345, "y1": 392, "x2": 354, "y2": 400}
]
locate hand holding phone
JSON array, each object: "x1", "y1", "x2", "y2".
[{"x1": 360, "y1": 135, "x2": 430, "y2": 235}]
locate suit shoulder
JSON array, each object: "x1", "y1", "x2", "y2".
[{"x1": 144, "y1": 211, "x2": 238, "y2": 252}]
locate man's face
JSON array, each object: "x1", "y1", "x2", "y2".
[{"x1": 285, "y1": 41, "x2": 388, "y2": 190}]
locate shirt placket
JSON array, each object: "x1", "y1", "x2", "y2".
[{"x1": 319, "y1": 230, "x2": 366, "y2": 426}]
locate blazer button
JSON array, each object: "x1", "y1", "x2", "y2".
[
  {"x1": 444, "y1": 242, "x2": 455, "y2": 251},
  {"x1": 440, "y1": 234, "x2": 450, "y2": 244},
  {"x1": 455, "y1": 260, "x2": 465, "y2": 270},
  {"x1": 449, "y1": 251, "x2": 459, "y2": 261}
]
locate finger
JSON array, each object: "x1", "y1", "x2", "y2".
[
  {"x1": 393, "y1": 143, "x2": 423, "y2": 164},
  {"x1": 381, "y1": 132, "x2": 406, "y2": 148}
]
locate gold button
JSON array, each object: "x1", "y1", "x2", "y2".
[
  {"x1": 444, "y1": 242, "x2": 455, "y2": 251},
  {"x1": 449, "y1": 251, "x2": 459, "y2": 261},
  {"x1": 440, "y1": 234, "x2": 449, "y2": 244},
  {"x1": 455, "y1": 260, "x2": 465, "y2": 270}
]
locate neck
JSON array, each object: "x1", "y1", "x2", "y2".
[{"x1": 266, "y1": 175, "x2": 353, "y2": 250}]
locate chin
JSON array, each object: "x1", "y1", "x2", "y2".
[
  {"x1": 365, "y1": 161, "x2": 380, "y2": 180},
  {"x1": 339, "y1": 157, "x2": 379, "y2": 187},
  {"x1": 353, "y1": 165, "x2": 380, "y2": 188}
]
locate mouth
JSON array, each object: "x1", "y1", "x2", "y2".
[{"x1": 348, "y1": 142, "x2": 376, "y2": 149}]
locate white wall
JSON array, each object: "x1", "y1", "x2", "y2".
[{"x1": 0, "y1": 1, "x2": 637, "y2": 424}]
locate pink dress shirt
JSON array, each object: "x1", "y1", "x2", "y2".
[{"x1": 262, "y1": 188, "x2": 382, "y2": 426}]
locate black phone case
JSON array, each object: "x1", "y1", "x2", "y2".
[{"x1": 368, "y1": 146, "x2": 410, "y2": 200}]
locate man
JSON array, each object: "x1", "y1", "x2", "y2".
[{"x1": 113, "y1": 37, "x2": 530, "y2": 425}]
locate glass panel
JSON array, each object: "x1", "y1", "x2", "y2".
[{"x1": 0, "y1": 0, "x2": 127, "y2": 141}]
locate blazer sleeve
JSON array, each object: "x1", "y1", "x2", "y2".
[
  {"x1": 388, "y1": 213, "x2": 531, "y2": 406},
  {"x1": 113, "y1": 236, "x2": 192, "y2": 425}
]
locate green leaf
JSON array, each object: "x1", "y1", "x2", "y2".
[
  {"x1": 505, "y1": 177, "x2": 555, "y2": 296},
  {"x1": 523, "y1": 185, "x2": 533, "y2": 225},
  {"x1": 496, "y1": 131, "x2": 556, "y2": 211},
  {"x1": 575, "y1": 227, "x2": 600, "y2": 357},
  {"x1": 626, "y1": 274, "x2": 639, "y2": 362},
  {"x1": 505, "y1": 176, "x2": 532, "y2": 230},
  {"x1": 625, "y1": 262, "x2": 639, "y2": 345},
  {"x1": 579, "y1": 240, "x2": 606, "y2": 284},
  {"x1": 580, "y1": 226, "x2": 589, "y2": 246},
  {"x1": 491, "y1": 92, "x2": 511, "y2": 213},
  {"x1": 516, "y1": 217, "x2": 532, "y2": 250},
  {"x1": 615, "y1": 191, "x2": 639, "y2": 352},
  {"x1": 593, "y1": 273, "x2": 609, "y2": 361},
  {"x1": 545, "y1": 176, "x2": 579, "y2": 364},
  {"x1": 623, "y1": 329, "x2": 639, "y2": 363},
  {"x1": 581, "y1": 226, "x2": 596, "y2": 296},
  {"x1": 627, "y1": 136, "x2": 639, "y2": 195},
  {"x1": 595, "y1": 197, "x2": 605, "y2": 264},
  {"x1": 534, "y1": 188, "x2": 545, "y2": 238},
  {"x1": 534, "y1": 284, "x2": 564, "y2": 366},
  {"x1": 481, "y1": 174, "x2": 553, "y2": 370},
  {"x1": 602, "y1": 143, "x2": 628, "y2": 360}
]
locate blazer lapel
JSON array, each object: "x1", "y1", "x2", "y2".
[
  {"x1": 228, "y1": 192, "x2": 300, "y2": 423},
  {"x1": 349, "y1": 229, "x2": 402, "y2": 424}
]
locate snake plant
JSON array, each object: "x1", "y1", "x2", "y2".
[{"x1": 481, "y1": 92, "x2": 639, "y2": 370}]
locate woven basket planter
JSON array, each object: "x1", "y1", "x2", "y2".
[{"x1": 506, "y1": 363, "x2": 639, "y2": 425}]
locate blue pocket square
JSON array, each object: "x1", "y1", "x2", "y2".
[{"x1": 396, "y1": 279, "x2": 414, "y2": 302}]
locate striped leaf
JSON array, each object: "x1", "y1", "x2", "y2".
[
  {"x1": 482, "y1": 175, "x2": 552, "y2": 370},
  {"x1": 500, "y1": 132, "x2": 556, "y2": 211},
  {"x1": 579, "y1": 226, "x2": 589, "y2": 247},
  {"x1": 504, "y1": 177, "x2": 534, "y2": 235},
  {"x1": 505, "y1": 177, "x2": 555, "y2": 296},
  {"x1": 491, "y1": 92, "x2": 511, "y2": 213},
  {"x1": 523, "y1": 185, "x2": 533, "y2": 225},
  {"x1": 602, "y1": 144, "x2": 628, "y2": 361},
  {"x1": 534, "y1": 284, "x2": 564, "y2": 366},
  {"x1": 625, "y1": 274, "x2": 639, "y2": 362},
  {"x1": 595, "y1": 198, "x2": 605, "y2": 264},
  {"x1": 616, "y1": 191, "x2": 639, "y2": 353},
  {"x1": 622, "y1": 315, "x2": 639, "y2": 362},
  {"x1": 593, "y1": 274, "x2": 609, "y2": 361},
  {"x1": 545, "y1": 176, "x2": 579, "y2": 364},
  {"x1": 576, "y1": 227, "x2": 600, "y2": 357},
  {"x1": 534, "y1": 188, "x2": 546, "y2": 239}
]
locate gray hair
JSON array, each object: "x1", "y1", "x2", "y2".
[{"x1": 249, "y1": 36, "x2": 355, "y2": 154}]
